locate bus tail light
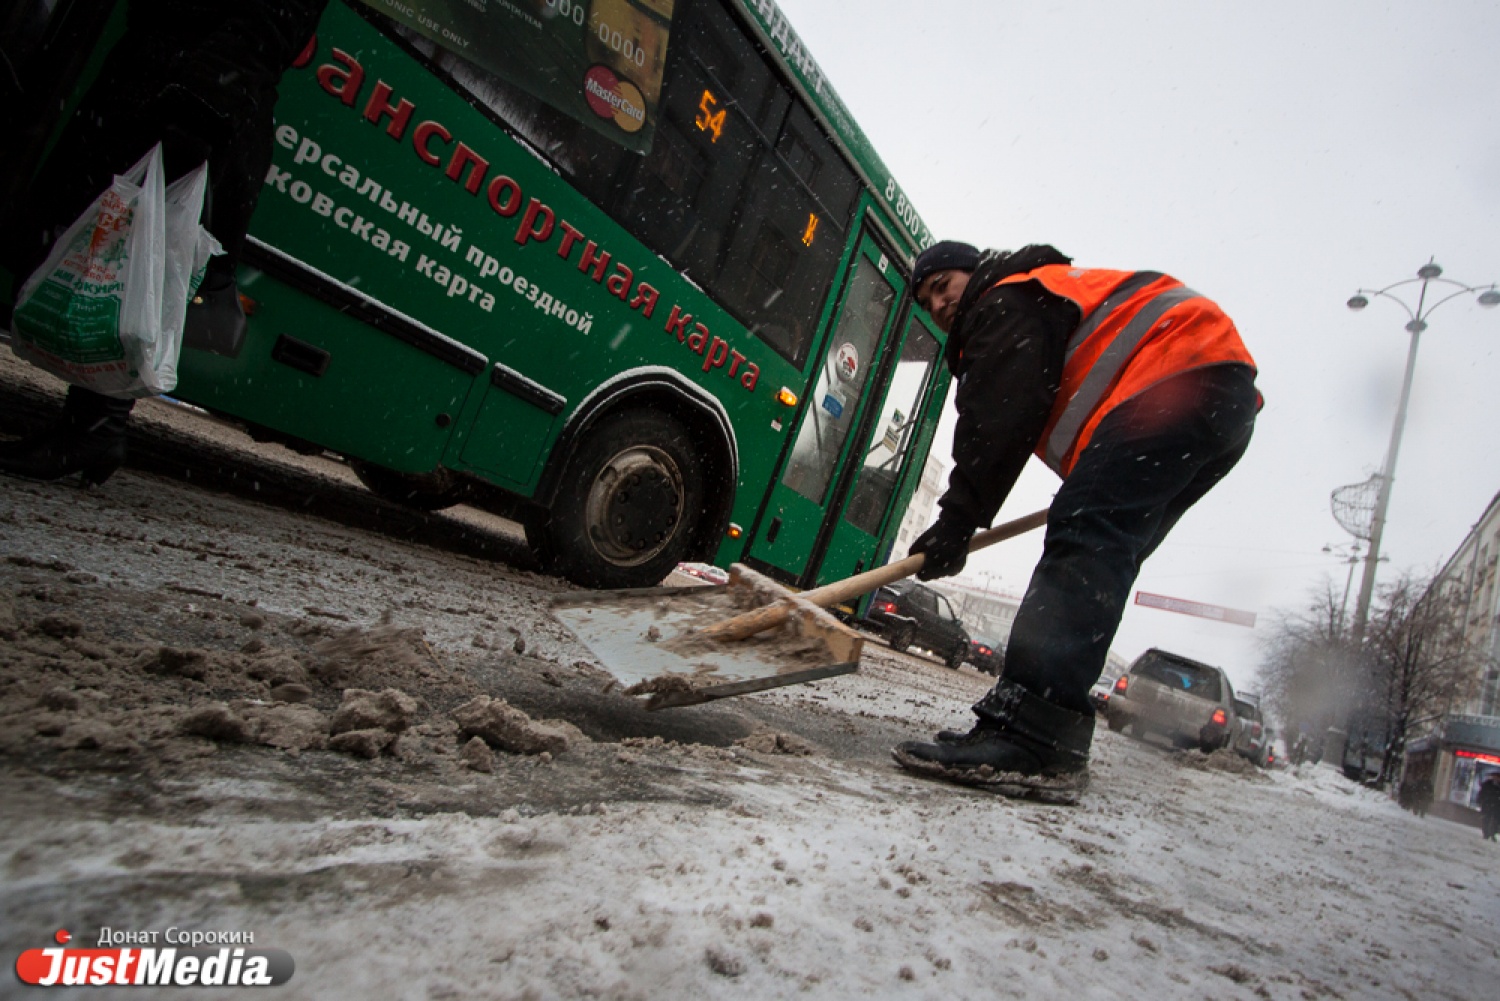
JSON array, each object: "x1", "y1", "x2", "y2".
[
  {"x1": 776, "y1": 387, "x2": 799, "y2": 407},
  {"x1": 726, "y1": 523, "x2": 743, "y2": 540},
  {"x1": 239, "y1": 293, "x2": 259, "y2": 317}
]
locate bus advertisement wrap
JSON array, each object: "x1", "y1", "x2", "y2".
[
  {"x1": 358, "y1": 0, "x2": 674, "y2": 154},
  {"x1": 2, "y1": 0, "x2": 948, "y2": 591}
]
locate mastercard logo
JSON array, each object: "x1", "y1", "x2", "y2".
[{"x1": 582, "y1": 65, "x2": 647, "y2": 134}]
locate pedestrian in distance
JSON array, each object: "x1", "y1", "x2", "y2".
[
  {"x1": 0, "y1": 0, "x2": 329, "y2": 486},
  {"x1": 1478, "y1": 772, "x2": 1500, "y2": 842},
  {"x1": 892, "y1": 241, "x2": 1260, "y2": 802}
]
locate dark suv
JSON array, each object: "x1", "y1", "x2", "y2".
[
  {"x1": 966, "y1": 634, "x2": 1004, "y2": 675},
  {"x1": 862, "y1": 580, "x2": 971, "y2": 669}
]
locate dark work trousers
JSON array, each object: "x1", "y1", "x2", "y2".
[
  {"x1": 2, "y1": 0, "x2": 327, "y2": 421},
  {"x1": 999, "y1": 363, "x2": 1259, "y2": 715}
]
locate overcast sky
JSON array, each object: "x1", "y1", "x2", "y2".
[{"x1": 778, "y1": 0, "x2": 1500, "y2": 691}]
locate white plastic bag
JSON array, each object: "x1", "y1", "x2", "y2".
[{"x1": 10, "y1": 143, "x2": 222, "y2": 398}]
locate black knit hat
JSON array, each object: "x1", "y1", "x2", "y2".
[{"x1": 912, "y1": 240, "x2": 980, "y2": 290}]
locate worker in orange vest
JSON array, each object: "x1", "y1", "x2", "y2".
[{"x1": 894, "y1": 241, "x2": 1259, "y2": 802}]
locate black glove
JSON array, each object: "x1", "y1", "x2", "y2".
[{"x1": 910, "y1": 519, "x2": 973, "y2": 581}]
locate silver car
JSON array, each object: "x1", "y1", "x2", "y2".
[
  {"x1": 1231, "y1": 694, "x2": 1270, "y2": 766},
  {"x1": 1105, "y1": 648, "x2": 1238, "y2": 752}
]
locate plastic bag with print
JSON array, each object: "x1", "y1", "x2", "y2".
[{"x1": 10, "y1": 143, "x2": 221, "y2": 398}]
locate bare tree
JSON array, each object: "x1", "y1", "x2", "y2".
[
  {"x1": 1363, "y1": 572, "x2": 1471, "y2": 787},
  {"x1": 1258, "y1": 568, "x2": 1473, "y2": 786},
  {"x1": 1256, "y1": 578, "x2": 1359, "y2": 748}
]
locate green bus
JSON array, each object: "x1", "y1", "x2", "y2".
[{"x1": 4, "y1": 0, "x2": 949, "y2": 592}]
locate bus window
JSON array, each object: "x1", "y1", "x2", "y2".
[
  {"x1": 780, "y1": 253, "x2": 896, "y2": 504},
  {"x1": 422, "y1": 0, "x2": 855, "y2": 367},
  {"x1": 844, "y1": 318, "x2": 940, "y2": 535},
  {"x1": 777, "y1": 103, "x2": 859, "y2": 226}
]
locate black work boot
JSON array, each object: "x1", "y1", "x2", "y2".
[
  {"x1": 0, "y1": 387, "x2": 131, "y2": 485},
  {"x1": 892, "y1": 679, "x2": 1094, "y2": 804}
]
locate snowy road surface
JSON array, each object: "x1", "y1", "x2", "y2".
[{"x1": 1, "y1": 355, "x2": 1498, "y2": 999}]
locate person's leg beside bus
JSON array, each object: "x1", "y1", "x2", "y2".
[{"x1": 0, "y1": 0, "x2": 326, "y2": 484}]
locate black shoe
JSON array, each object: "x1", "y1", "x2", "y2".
[
  {"x1": 0, "y1": 391, "x2": 130, "y2": 485},
  {"x1": 893, "y1": 679, "x2": 1093, "y2": 804},
  {"x1": 183, "y1": 273, "x2": 247, "y2": 358}
]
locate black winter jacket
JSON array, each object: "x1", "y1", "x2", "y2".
[
  {"x1": 937, "y1": 244, "x2": 1079, "y2": 531},
  {"x1": 1480, "y1": 778, "x2": 1500, "y2": 813}
]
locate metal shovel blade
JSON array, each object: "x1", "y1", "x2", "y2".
[{"x1": 551, "y1": 570, "x2": 864, "y2": 710}]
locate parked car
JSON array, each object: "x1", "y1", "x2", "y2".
[
  {"x1": 966, "y1": 634, "x2": 1003, "y2": 675},
  {"x1": 1089, "y1": 677, "x2": 1116, "y2": 715},
  {"x1": 674, "y1": 562, "x2": 729, "y2": 585},
  {"x1": 1230, "y1": 693, "x2": 1270, "y2": 766},
  {"x1": 1263, "y1": 731, "x2": 1283, "y2": 769},
  {"x1": 1105, "y1": 648, "x2": 1239, "y2": 752},
  {"x1": 862, "y1": 580, "x2": 971, "y2": 669},
  {"x1": 1339, "y1": 709, "x2": 1390, "y2": 782}
]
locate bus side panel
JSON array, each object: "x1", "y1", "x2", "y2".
[
  {"x1": 175, "y1": 276, "x2": 476, "y2": 472},
  {"x1": 173, "y1": 1, "x2": 800, "y2": 524},
  {"x1": 458, "y1": 389, "x2": 556, "y2": 486}
]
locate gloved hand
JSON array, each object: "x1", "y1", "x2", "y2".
[{"x1": 910, "y1": 519, "x2": 973, "y2": 581}]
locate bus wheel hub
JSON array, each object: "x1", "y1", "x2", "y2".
[{"x1": 586, "y1": 447, "x2": 683, "y2": 564}]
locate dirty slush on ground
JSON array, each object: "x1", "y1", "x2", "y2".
[
  {"x1": 0, "y1": 353, "x2": 902, "y2": 826},
  {"x1": 4, "y1": 352, "x2": 1498, "y2": 1001}
]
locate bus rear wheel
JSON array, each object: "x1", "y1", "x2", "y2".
[
  {"x1": 350, "y1": 461, "x2": 466, "y2": 512},
  {"x1": 532, "y1": 410, "x2": 705, "y2": 589}
]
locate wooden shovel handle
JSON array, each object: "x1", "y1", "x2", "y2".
[
  {"x1": 800, "y1": 507, "x2": 1049, "y2": 609},
  {"x1": 696, "y1": 508, "x2": 1048, "y2": 643}
]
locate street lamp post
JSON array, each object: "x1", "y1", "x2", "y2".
[
  {"x1": 1321, "y1": 542, "x2": 1362, "y2": 635},
  {"x1": 1344, "y1": 260, "x2": 1499, "y2": 645}
]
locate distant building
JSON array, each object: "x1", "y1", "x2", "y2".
[
  {"x1": 1438, "y1": 489, "x2": 1500, "y2": 717},
  {"x1": 931, "y1": 578, "x2": 1022, "y2": 647},
  {"x1": 1402, "y1": 489, "x2": 1500, "y2": 823},
  {"x1": 892, "y1": 449, "x2": 946, "y2": 559}
]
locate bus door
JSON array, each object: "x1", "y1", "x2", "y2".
[
  {"x1": 746, "y1": 230, "x2": 904, "y2": 584},
  {"x1": 813, "y1": 311, "x2": 943, "y2": 587}
]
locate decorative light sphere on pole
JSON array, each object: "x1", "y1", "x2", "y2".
[{"x1": 1341, "y1": 259, "x2": 1499, "y2": 646}]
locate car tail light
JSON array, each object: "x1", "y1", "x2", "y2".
[
  {"x1": 879, "y1": 601, "x2": 897, "y2": 614},
  {"x1": 1211, "y1": 708, "x2": 1228, "y2": 726},
  {"x1": 1113, "y1": 676, "x2": 1128, "y2": 694},
  {"x1": 977, "y1": 646, "x2": 992, "y2": 657}
]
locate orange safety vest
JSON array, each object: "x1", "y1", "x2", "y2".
[{"x1": 993, "y1": 265, "x2": 1255, "y2": 477}]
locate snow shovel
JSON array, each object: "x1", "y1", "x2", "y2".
[{"x1": 552, "y1": 508, "x2": 1048, "y2": 710}]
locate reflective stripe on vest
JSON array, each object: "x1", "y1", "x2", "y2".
[
  {"x1": 994, "y1": 265, "x2": 1253, "y2": 475},
  {"x1": 1046, "y1": 284, "x2": 1205, "y2": 470}
]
